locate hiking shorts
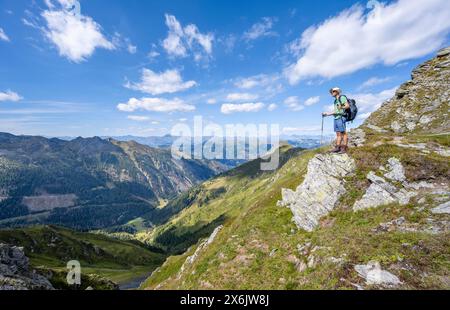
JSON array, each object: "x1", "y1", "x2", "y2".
[{"x1": 334, "y1": 117, "x2": 347, "y2": 133}]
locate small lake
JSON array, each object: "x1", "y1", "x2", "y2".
[{"x1": 119, "y1": 273, "x2": 152, "y2": 290}]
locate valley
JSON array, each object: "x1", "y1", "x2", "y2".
[{"x1": 0, "y1": 47, "x2": 449, "y2": 290}]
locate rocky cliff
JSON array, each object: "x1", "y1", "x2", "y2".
[
  {"x1": 365, "y1": 46, "x2": 450, "y2": 134},
  {"x1": 0, "y1": 243, "x2": 54, "y2": 290}
]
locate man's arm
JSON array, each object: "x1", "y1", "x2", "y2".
[{"x1": 340, "y1": 96, "x2": 350, "y2": 110}]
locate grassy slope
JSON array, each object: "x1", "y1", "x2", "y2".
[
  {"x1": 142, "y1": 135, "x2": 449, "y2": 290},
  {"x1": 0, "y1": 225, "x2": 166, "y2": 288}
]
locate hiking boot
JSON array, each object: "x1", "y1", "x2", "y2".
[
  {"x1": 338, "y1": 145, "x2": 348, "y2": 154},
  {"x1": 329, "y1": 145, "x2": 341, "y2": 153}
]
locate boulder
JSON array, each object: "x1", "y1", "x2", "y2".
[
  {"x1": 0, "y1": 243, "x2": 54, "y2": 290},
  {"x1": 355, "y1": 261, "x2": 402, "y2": 286},
  {"x1": 278, "y1": 154, "x2": 356, "y2": 231},
  {"x1": 432, "y1": 201, "x2": 450, "y2": 215},
  {"x1": 354, "y1": 158, "x2": 416, "y2": 211}
]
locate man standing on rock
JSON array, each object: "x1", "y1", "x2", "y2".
[{"x1": 323, "y1": 87, "x2": 350, "y2": 154}]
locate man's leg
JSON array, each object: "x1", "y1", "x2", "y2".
[
  {"x1": 343, "y1": 131, "x2": 348, "y2": 147},
  {"x1": 338, "y1": 131, "x2": 349, "y2": 153},
  {"x1": 330, "y1": 133, "x2": 341, "y2": 153}
]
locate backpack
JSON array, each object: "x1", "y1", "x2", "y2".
[{"x1": 339, "y1": 95, "x2": 358, "y2": 122}]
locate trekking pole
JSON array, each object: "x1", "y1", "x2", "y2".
[{"x1": 320, "y1": 115, "x2": 324, "y2": 145}]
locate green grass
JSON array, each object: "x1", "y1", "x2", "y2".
[
  {"x1": 141, "y1": 142, "x2": 449, "y2": 290},
  {"x1": 0, "y1": 225, "x2": 166, "y2": 289}
]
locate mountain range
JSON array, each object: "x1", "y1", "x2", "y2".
[
  {"x1": 0, "y1": 47, "x2": 449, "y2": 290},
  {"x1": 0, "y1": 134, "x2": 228, "y2": 230}
]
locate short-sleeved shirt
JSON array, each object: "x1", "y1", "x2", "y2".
[{"x1": 334, "y1": 96, "x2": 347, "y2": 119}]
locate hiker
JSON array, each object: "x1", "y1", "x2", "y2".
[{"x1": 322, "y1": 87, "x2": 350, "y2": 154}]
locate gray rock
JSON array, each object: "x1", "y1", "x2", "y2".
[
  {"x1": 348, "y1": 128, "x2": 366, "y2": 147},
  {"x1": 278, "y1": 154, "x2": 356, "y2": 231},
  {"x1": 383, "y1": 157, "x2": 406, "y2": 182},
  {"x1": 419, "y1": 115, "x2": 433, "y2": 125},
  {"x1": 0, "y1": 244, "x2": 54, "y2": 290},
  {"x1": 354, "y1": 159, "x2": 416, "y2": 211},
  {"x1": 391, "y1": 121, "x2": 402, "y2": 133},
  {"x1": 355, "y1": 261, "x2": 402, "y2": 286},
  {"x1": 363, "y1": 46, "x2": 450, "y2": 134},
  {"x1": 177, "y1": 225, "x2": 223, "y2": 278},
  {"x1": 437, "y1": 46, "x2": 450, "y2": 57},
  {"x1": 431, "y1": 201, "x2": 450, "y2": 214},
  {"x1": 366, "y1": 124, "x2": 388, "y2": 133}
]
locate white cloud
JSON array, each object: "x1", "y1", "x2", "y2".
[
  {"x1": 162, "y1": 14, "x2": 214, "y2": 61},
  {"x1": 148, "y1": 50, "x2": 160, "y2": 58},
  {"x1": 117, "y1": 97, "x2": 195, "y2": 113},
  {"x1": 206, "y1": 98, "x2": 217, "y2": 104},
  {"x1": 283, "y1": 96, "x2": 304, "y2": 111},
  {"x1": 358, "y1": 77, "x2": 391, "y2": 90},
  {"x1": 220, "y1": 34, "x2": 236, "y2": 53},
  {"x1": 0, "y1": 28, "x2": 10, "y2": 42},
  {"x1": 351, "y1": 87, "x2": 397, "y2": 119},
  {"x1": 234, "y1": 74, "x2": 280, "y2": 90},
  {"x1": 305, "y1": 96, "x2": 320, "y2": 106},
  {"x1": 267, "y1": 103, "x2": 278, "y2": 111},
  {"x1": 44, "y1": 0, "x2": 55, "y2": 9},
  {"x1": 42, "y1": 0, "x2": 114, "y2": 62},
  {"x1": 243, "y1": 17, "x2": 277, "y2": 41},
  {"x1": 127, "y1": 43, "x2": 137, "y2": 54},
  {"x1": 0, "y1": 90, "x2": 22, "y2": 102},
  {"x1": 221, "y1": 102, "x2": 265, "y2": 114},
  {"x1": 226, "y1": 93, "x2": 259, "y2": 102},
  {"x1": 127, "y1": 115, "x2": 150, "y2": 121},
  {"x1": 285, "y1": 0, "x2": 450, "y2": 84},
  {"x1": 125, "y1": 68, "x2": 197, "y2": 95}
]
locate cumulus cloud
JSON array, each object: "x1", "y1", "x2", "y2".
[
  {"x1": 221, "y1": 102, "x2": 265, "y2": 114},
  {"x1": 117, "y1": 97, "x2": 195, "y2": 113},
  {"x1": 267, "y1": 103, "x2": 278, "y2": 111},
  {"x1": 127, "y1": 44, "x2": 137, "y2": 54},
  {"x1": 243, "y1": 17, "x2": 277, "y2": 41},
  {"x1": 285, "y1": 0, "x2": 450, "y2": 84},
  {"x1": 352, "y1": 87, "x2": 397, "y2": 119},
  {"x1": 125, "y1": 68, "x2": 197, "y2": 95},
  {"x1": 162, "y1": 14, "x2": 214, "y2": 61},
  {"x1": 127, "y1": 115, "x2": 150, "y2": 121},
  {"x1": 42, "y1": 0, "x2": 114, "y2": 62},
  {"x1": 0, "y1": 90, "x2": 22, "y2": 102},
  {"x1": 283, "y1": 96, "x2": 304, "y2": 111},
  {"x1": 358, "y1": 76, "x2": 392, "y2": 90},
  {"x1": 226, "y1": 93, "x2": 259, "y2": 102},
  {"x1": 148, "y1": 50, "x2": 160, "y2": 58},
  {"x1": 304, "y1": 96, "x2": 320, "y2": 106},
  {"x1": 234, "y1": 74, "x2": 280, "y2": 90},
  {"x1": 206, "y1": 98, "x2": 217, "y2": 104},
  {"x1": 0, "y1": 28, "x2": 10, "y2": 42}
]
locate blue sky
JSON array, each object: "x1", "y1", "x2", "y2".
[{"x1": 0, "y1": 0, "x2": 449, "y2": 137}]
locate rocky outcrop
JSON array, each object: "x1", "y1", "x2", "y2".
[
  {"x1": 278, "y1": 154, "x2": 356, "y2": 231},
  {"x1": 348, "y1": 128, "x2": 366, "y2": 147},
  {"x1": 0, "y1": 243, "x2": 54, "y2": 290},
  {"x1": 354, "y1": 158, "x2": 425, "y2": 211},
  {"x1": 355, "y1": 261, "x2": 402, "y2": 287},
  {"x1": 365, "y1": 46, "x2": 450, "y2": 134},
  {"x1": 177, "y1": 225, "x2": 223, "y2": 279},
  {"x1": 432, "y1": 202, "x2": 450, "y2": 215}
]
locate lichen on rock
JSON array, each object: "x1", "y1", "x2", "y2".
[
  {"x1": 0, "y1": 243, "x2": 54, "y2": 290},
  {"x1": 278, "y1": 154, "x2": 356, "y2": 232}
]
